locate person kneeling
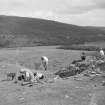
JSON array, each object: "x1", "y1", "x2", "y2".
[
  {"x1": 14, "y1": 68, "x2": 35, "y2": 85},
  {"x1": 34, "y1": 72, "x2": 44, "y2": 83}
]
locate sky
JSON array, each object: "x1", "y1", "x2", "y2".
[{"x1": 0, "y1": 0, "x2": 105, "y2": 26}]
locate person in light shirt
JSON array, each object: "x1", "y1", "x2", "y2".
[
  {"x1": 20, "y1": 68, "x2": 35, "y2": 82},
  {"x1": 99, "y1": 48, "x2": 104, "y2": 57},
  {"x1": 14, "y1": 67, "x2": 35, "y2": 84},
  {"x1": 41, "y1": 56, "x2": 48, "y2": 71}
]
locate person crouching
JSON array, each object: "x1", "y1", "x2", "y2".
[
  {"x1": 33, "y1": 72, "x2": 44, "y2": 84},
  {"x1": 99, "y1": 48, "x2": 105, "y2": 59},
  {"x1": 14, "y1": 68, "x2": 35, "y2": 85}
]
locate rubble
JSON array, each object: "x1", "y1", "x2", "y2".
[{"x1": 55, "y1": 55, "x2": 105, "y2": 80}]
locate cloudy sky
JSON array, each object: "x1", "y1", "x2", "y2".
[{"x1": 0, "y1": 0, "x2": 105, "y2": 26}]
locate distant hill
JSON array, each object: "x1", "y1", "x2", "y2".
[
  {"x1": 84, "y1": 26, "x2": 105, "y2": 33},
  {"x1": 0, "y1": 15, "x2": 105, "y2": 47}
]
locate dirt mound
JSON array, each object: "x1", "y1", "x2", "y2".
[
  {"x1": 55, "y1": 61, "x2": 89, "y2": 78},
  {"x1": 55, "y1": 54, "x2": 105, "y2": 79}
]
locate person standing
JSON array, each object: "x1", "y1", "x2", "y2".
[
  {"x1": 99, "y1": 48, "x2": 104, "y2": 58},
  {"x1": 81, "y1": 52, "x2": 86, "y2": 61},
  {"x1": 41, "y1": 56, "x2": 48, "y2": 71}
]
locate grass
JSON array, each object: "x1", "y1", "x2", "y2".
[{"x1": 0, "y1": 46, "x2": 82, "y2": 71}]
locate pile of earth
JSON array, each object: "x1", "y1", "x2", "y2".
[{"x1": 55, "y1": 55, "x2": 105, "y2": 78}]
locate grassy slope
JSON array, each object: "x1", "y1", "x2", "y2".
[
  {"x1": 0, "y1": 46, "x2": 81, "y2": 71},
  {"x1": 0, "y1": 15, "x2": 105, "y2": 47}
]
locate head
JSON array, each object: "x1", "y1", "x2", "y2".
[
  {"x1": 82, "y1": 52, "x2": 85, "y2": 55},
  {"x1": 41, "y1": 56, "x2": 44, "y2": 60},
  {"x1": 100, "y1": 48, "x2": 103, "y2": 50},
  {"x1": 41, "y1": 56, "x2": 45, "y2": 61},
  {"x1": 20, "y1": 69, "x2": 25, "y2": 73},
  {"x1": 34, "y1": 72, "x2": 37, "y2": 77}
]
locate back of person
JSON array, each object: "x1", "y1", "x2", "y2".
[
  {"x1": 81, "y1": 52, "x2": 86, "y2": 61},
  {"x1": 100, "y1": 49, "x2": 104, "y2": 56},
  {"x1": 19, "y1": 68, "x2": 35, "y2": 83},
  {"x1": 41, "y1": 56, "x2": 48, "y2": 63}
]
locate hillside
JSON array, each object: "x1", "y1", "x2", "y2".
[
  {"x1": 0, "y1": 15, "x2": 105, "y2": 47},
  {"x1": 85, "y1": 26, "x2": 105, "y2": 32}
]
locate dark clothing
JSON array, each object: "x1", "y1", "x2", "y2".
[
  {"x1": 39, "y1": 75, "x2": 44, "y2": 79},
  {"x1": 81, "y1": 55, "x2": 86, "y2": 61},
  {"x1": 18, "y1": 75, "x2": 25, "y2": 81}
]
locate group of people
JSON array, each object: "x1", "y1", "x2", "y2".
[
  {"x1": 80, "y1": 48, "x2": 105, "y2": 61},
  {"x1": 7, "y1": 48, "x2": 105, "y2": 85},
  {"x1": 71, "y1": 48, "x2": 105, "y2": 70},
  {"x1": 13, "y1": 56, "x2": 48, "y2": 85}
]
